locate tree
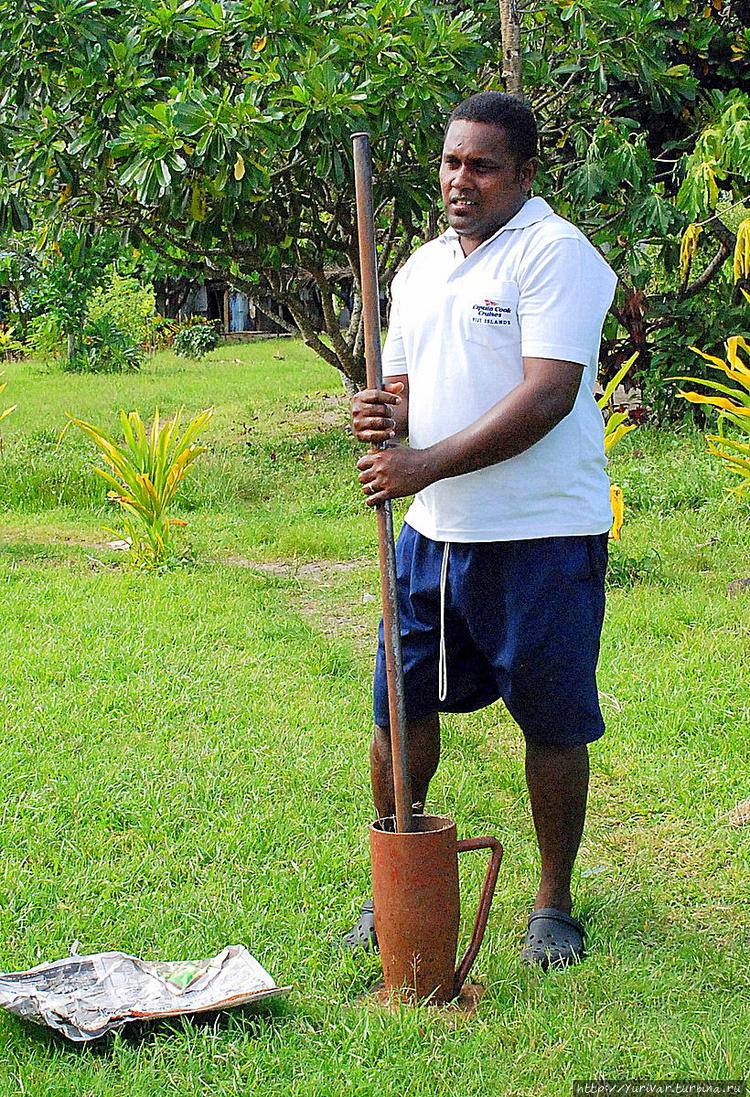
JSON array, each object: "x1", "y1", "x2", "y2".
[
  {"x1": 0, "y1": 0, "x2": 488, "y2": 389},
  {"x1": 2, "y1": 0, "x2": 749, "y2": 409},
  {"x1": 499, "y1": 0, "x2": 522, "y2": 98},
  {"x1": 0, "y1": 235, "x2": 38, "y2": 337},
  {"x1": 515, "y1": 0, "x2": 750, "y2": 413},
  {"x1": 27, "y1": 230, "x2": 120, "y2": 359}
]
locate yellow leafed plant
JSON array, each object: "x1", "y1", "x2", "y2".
[
  {"x1": 69, "y1": 406, "x2": 214, "y2": 567},
  {"x1": 597, "y1": 352, "x2": 639, "y2": 539},
  {"x1": 733, "y1": 219, "x2": 750, "y2": 283},
  {"x1": 0, "y1": 372, "x2": 16, "y2": 433},
  {"x1": 0, "y1": 324, "x2": 24, "y2": 362},
  {"x1": 609, "y1": 485, "x2": 625, "y2": 541},
  {"x1": 680, "y1": 223, "x2": 702, "y2": 280},
  {"x1": 674, "y1": 333, "x2": 750, "y2": 498}
]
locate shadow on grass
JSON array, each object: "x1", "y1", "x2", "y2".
[
  {"x1": 2, "y1": 995, "x2": 293, "y2": 1057},
  {"x1": 337, "y1": 885, "x2": 747, "y2": 1010}
]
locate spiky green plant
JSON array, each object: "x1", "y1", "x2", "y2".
[{"x1": 69, "y1": 406, "x2": 214, "y2": 567}]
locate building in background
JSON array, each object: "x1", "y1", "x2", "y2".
[{"x1": 176, "y1": 275, "x2": 353, "y2": 336}]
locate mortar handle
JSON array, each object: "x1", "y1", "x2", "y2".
[{"x1": 453, "y1": 835, "x2": 503, "y2": 999}]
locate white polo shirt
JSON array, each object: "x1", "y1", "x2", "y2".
[{"x1": 381, "y1": 196, "x2": 617, "y2": 542}]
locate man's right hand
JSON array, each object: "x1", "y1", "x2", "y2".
[{"x1": 351, "y1": 381, "x2": 405, "y2": 444}]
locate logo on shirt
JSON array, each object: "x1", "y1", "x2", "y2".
[{"x1": 471, "y1": 299, "x2": 513, "y2": 326}]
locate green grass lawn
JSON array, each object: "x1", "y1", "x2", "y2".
[{"x1": 0, "y1": 344, "x2": 748, "y2": 1095}]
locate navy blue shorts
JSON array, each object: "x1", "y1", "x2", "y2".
[{"x1": 374, "y1": 523, "x2": 608, "y2": 748}]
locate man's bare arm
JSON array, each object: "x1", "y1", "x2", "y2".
[
  {"x1": 355, "y1": 359, "x2": 584, "y2": 506},
  {"x1": 425, "y1": 358, "x2": 583, "y2": 477}
]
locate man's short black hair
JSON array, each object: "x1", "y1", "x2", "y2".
[{"x1": 447, "y1": 92, "x2": 538, "y2": 165}]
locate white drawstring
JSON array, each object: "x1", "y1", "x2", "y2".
[{"x1": 438, "y1": 541, "x2": 451, "y2": 703}]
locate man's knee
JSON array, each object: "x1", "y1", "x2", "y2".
[{"x1": 372, "y1": 714, "x2": 440, "y2": 772}]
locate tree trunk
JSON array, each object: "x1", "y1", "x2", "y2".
[
  {"x1": 10, "y1": 287, "x2": 28, "y2": 336},
  {"x1": 66, "y1": 333, "x2": 76, "y2": 361},
  {"x1": 340, "y1": 372, "x2": 358, "y2": 399},
  {"x1": 137, "y1": 223, "x2": 372, "y2": 387},
  {"x1": 499, "y1": 0, "x2": 523, "y2": 98}
]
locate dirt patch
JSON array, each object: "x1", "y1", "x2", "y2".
[
  {"x1": 280, "y1": 392, "x2": 349, "y2": 432},
  {"x1": 222, "y1": 555, "x2": 378, "y2": 649},
  {"x1": 295, "y1": 591, "x2": 377, "y2": 650},
  {"x1": 728, "y1": 797, "x2": 750, "y2": 826},
  {"x1": 727, "y1": 577, "x2": 750, "y2": 598},
  {"x1": 0, "y1": 529, "x2": 97, "y2": 548},
  {"x1": 222, "y1": 555, "x2": 368, "y2": 579}
]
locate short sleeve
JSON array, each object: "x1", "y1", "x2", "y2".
[
  {"x1": 517, "y1": 235, "x2": 617, "y2": 366},
  {"x1": 382, "y1": 284, "x2": 408, "y2": 378}
]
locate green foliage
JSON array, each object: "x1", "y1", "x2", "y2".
[
  {"x1": 643, "y1": 294, "x2": 749, "y2": 422},
  {"x1": 0, "y1": 324, "x2": 24, "y2": 361},
  {"x1": 27, "y1": 312, "x2": 65, "y2": 361},
  {"x1": 27, "y1": 230, "x2": 118, "y2": 342},
  {"x1": 602, "y1": 201, "x2": 750, "y2": 421},
  {"x1": 3, "y1": 0, "x2": 749, "y2": 401},
  {"x1": 24, "y1": 247, "x2": 154, "y2": 369},
  {"x1": 148, "y1": 314, "x2": 180, "y2": 351},
  {"x1": 517, "y1": 2, "x2": 750, "y2": 418},
  {"x1": 0, "y1": 235, "x2": 38, "y2": 336},
  {"x1": 86, "y1": 269, "x2": 157, "y2": 348},
  {"x1": 606, "y1": 546, "x2": 661, "y2": 589},
  {"x1": 69, "y1": 405, "x2": 214, "y2": 568},
  {"x1": 0, "y1": 0, "x2": 489, "y2": 384},
  {"x1": 677, "y1": 93, "x2": 750, "y2": 219},
  {"x1": 523, "y1": 1, "x2": 746, "y2": 250},
  {"x1": 66, "y1": 313, "x2": 143, "y2": 374},
  {"x1": 172, "y1": 316, "x2": 221, "y2": 359}
]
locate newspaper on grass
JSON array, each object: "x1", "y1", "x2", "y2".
[{"x1": 0, "y1": 944, "x2": 289, "y2": 1042}]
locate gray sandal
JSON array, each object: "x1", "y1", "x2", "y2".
[
  {"x1": 521, "y1": 907, "x2": 585, "y2": 969},
  {"x1": 340, "y1": 900, "x2": 379, "y2": 954}
]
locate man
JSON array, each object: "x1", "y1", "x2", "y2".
[{"x1": 346, "y1": 91, "x2": 616, "y2": 968}]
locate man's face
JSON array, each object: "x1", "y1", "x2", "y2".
[{"x1": 439, "y1": 120, "x2": 536, "y2": 253}]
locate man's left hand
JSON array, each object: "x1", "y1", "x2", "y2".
[{"x1": 356, "y1": 445, "x2": 435, "y2": 507}]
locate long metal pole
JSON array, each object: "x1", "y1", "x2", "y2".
[{"x1": 352, "y1": 132, "x2": 414, "y2": 834}]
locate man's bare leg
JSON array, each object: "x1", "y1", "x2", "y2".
[
  {"x1": 524, "y1": 740, "x2": 589, "y2": 914},
  {"x1": 370, "y1": 712, "x2": 441, "y2": 818}
]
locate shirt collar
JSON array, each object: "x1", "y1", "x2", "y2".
[{"x1": 440, "y1": 196, "x2": 555, "y2": 251}]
